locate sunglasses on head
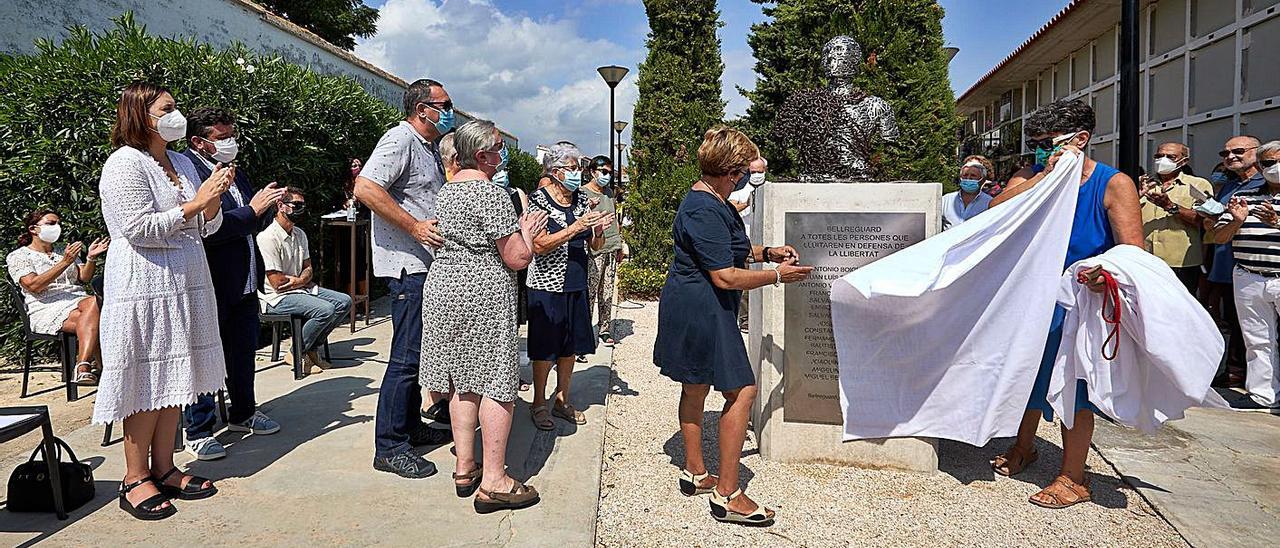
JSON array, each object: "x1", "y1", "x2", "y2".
[
  {"x1": 1261, "y1": 159, "x2": 1280, "y2": 168},
  {"x1": 1025, "y1": 132, "x2": 1079, "y2": 152},
  {"x1": 1220, "y1": 146, "x2": 1258, "y2": 158}
]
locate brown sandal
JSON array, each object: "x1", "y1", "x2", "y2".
[
  {"x1": 531, "y1": 405, "x2": 554, "y2": 431},
  {"x1": 1029, "y1": 475, "x2": 1092, "y2": 509},
  {"x1": 991, "y1": 444, "x2": 1038, "y2": 477},
  {"x1": 473, "y1": 480, "x2": 540, "y2": 514},
  {"x1": 453, "y1": 467, "x2": 482, "y2": 498},
  {"x1": 552, "y1": 403, "x2": 586, "y2": 425}
]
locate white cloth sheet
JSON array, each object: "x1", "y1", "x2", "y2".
[
  {"x1": 831, "y1": 153, "x2": 1083, "y2": 446},
  {"x1": 1052, "y1": 245, "x2": 1228, "y2": 431}
]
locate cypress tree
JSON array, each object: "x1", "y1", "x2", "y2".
[
  {"x1": 623, "y1": 0, "x2": 726, "y2": 294},
  {"x1": 741, "y1": 0, "x2": 959, "y2": 183}
]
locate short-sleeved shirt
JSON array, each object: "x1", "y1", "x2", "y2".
[
  {"x1": 1140, "y1": 173, "x2": 1213, "y2": 268},
  {"x1": 1214, "y1": 185, "x2": 1280, "y2": 276},
  {"x1": 1208, "y1": 172, "x2": 1266, "y2": 283},
  {"x1": 527, "y1": 187, "x2": 590, "y2": 293},
  {"x1": 256, "y1": 220, "x2": 317, "y2": 307},
  {"x1": 582, "y1": 186, "x2": 622, "y2": 255},
  {"x1": 941, "y1": 191, "x2": 993, "y2": 230},
  {"x1": 360, "y1": 121, "x2": 445, "y2": 278}
]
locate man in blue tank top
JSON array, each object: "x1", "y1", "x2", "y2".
[{"x1": 986, "y1": 99, "x2": 1146, "y2": 510}]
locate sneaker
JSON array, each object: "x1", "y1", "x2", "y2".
[
  {"x1": 186, "y1": 436, "x2": 227, "y2": 461},
  {"x1": 373, "y1": 451, "x2": 437, "y2": 479},
  {"x1": 409, "y1": 422, "x2": 452, "y2": 447},
  {"x1": 1231, "y1": 396, "x2": 1280, "y2": 410},
  {"x1": 420, "y1": 399, "x2": 451, "y2": 424},
  {"x1": 227, "y1": 410, "x2": 281, "y2": 435}
]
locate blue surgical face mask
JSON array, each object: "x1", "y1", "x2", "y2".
[
  {"x1": 597, "y1": 172, "x2": 612, "y2": 187},
  {"x1": 1032, "y1": 131, "x2": 1080, "y2": 167},
  {"x1": 424, "y1": 105, "x2": 454, "y2": 134},
  {"x1": 560, "y1": 169, "x2": 582, "y2": 191},
  {"x1": 492, "y1": 170, "x2": 509, "y2": 188},
  {"x1": 498, "y1": 144, "x2": 509, "y2": 168},
  {"x1": 959, "y1": 178, "x2": 982, "y2": 193}
]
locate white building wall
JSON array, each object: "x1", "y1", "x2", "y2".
[{"x1": 968, "y1": 0, "x2": 1280, "y2": 177}]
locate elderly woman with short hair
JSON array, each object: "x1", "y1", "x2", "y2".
[
  {"x1": 1213, "y1": 139, "x2": 1280, "y2": 410},
  {"x1": 526, "y1": 143, "x2": 613, "y2": 430},
  {"x1": 942, "y1": 155, "x2": 996, "y2": 229},
  {"x1": 655, "y1": 126, "x2": 813, "y2": 526},
  {"x1": 419, "y1": 119, "x2": 548, "y2": 513}
]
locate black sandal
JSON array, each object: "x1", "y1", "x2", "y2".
[
  {"x1": 155, "y1": 467, "x2": 217, "y2": 500},
  {"x1": 473, "y1": 480, "x2": 540, "y2": 514},
  {"x1": 454, "y1": 467, "x2": 482, "y2": 498},
  {"x1": 119, "y1": 478, "x2": 176, "y2": 521}
]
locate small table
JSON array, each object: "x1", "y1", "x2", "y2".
[{"x1": 320, "y1": 218, "x2": 371, "y2": 332}]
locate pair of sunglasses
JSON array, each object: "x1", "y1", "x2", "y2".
[
  {"x1": 1219, "y1": 146, "x2": 1258, "y2": 158},
  {"x1": 1261, "y1": 159, "x2": 1279, "y2": 168},
  {"x1": 1025, "y1": 133, "x2": 1079, "y2": 151}
]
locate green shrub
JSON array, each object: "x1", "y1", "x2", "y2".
[
  {"x1": 618, "y1": 261, "x2": 666, "y2": 300},
  {"x1": 507, "y1": 148, "x2": 542, "y2": 195},
  {"x1": 0, "y1": 14, "x2": 398, "y2": 361}
]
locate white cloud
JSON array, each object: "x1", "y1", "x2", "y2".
[{"x1": 355, "y1": 0, "x2": 640, "y2": 154}]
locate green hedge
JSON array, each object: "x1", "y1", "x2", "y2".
[
  {"x1": 619, "y1": 159, "x2": 701, "y2": 299},
  {"x1": 0, "y1": 14, "x2": 398, "y2": 362}
]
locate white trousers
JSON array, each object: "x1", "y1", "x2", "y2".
[{"x1": 1232, "y1": 267, "x2": 1280, "y2": 406}]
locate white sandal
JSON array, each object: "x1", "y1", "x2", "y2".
[
  {"x1": 708, "y1": 488, "x2": 775, "y2": 526},
  {"x1": 678, "y1": 469, "x2": 715, "y2": 496}
]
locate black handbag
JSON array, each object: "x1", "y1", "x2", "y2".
[{"x1": 7, "y1": 436, "x2": 95, "y2": 513}]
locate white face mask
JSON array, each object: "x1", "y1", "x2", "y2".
[
  {"x1": 207, "y1": 137, "x2": 239, "y2": 163},
  {"x1": 36, "y1": 224, "x2": 61, "y2": 244},
  {"x1": 748, "y1": 172, "x2": 766, "y2": 187},
  {"x1": 1264, "y1": 163, "x2": 1280, "y2": 184},
  {"x1": 150, "y1": 110, "x2": 187, "y2": 143},
  {"x1": 1154, "y1": 157, "x2": 1181, "y2": 175}
]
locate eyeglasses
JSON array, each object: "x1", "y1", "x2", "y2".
[
  {"x1": 1153, "y1": 153, "x2": 1181, "y2": 160},
  {"x1": 1261, "y1": 159, "x2": 1280, "y2": 168},
  {"x1": 1220, "y1": 146, "x2": 1258, "y2": 158},
  {"x1": 283, "y1": 201, "x2": 307, "y2": 209}
]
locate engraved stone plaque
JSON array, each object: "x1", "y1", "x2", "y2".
[{"x1": 783, "y1": 212, "x2": 925, "y2": 424}]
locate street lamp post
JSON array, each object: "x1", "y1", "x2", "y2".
[
  {"x1": 613, "y1": 120, "x2": 628, "y2": 179},
  {"x1": 597, "y1": 65, "x2": 629, "y2": 185}
]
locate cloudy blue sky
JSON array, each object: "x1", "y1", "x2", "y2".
[{"x1": 356, "y1": 0, "x2": 1071, "y2": 155}]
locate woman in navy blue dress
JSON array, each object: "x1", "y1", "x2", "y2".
[
  {"x1": 987, "y1": 99, "x2": 1144, "y2": 509},
  {"x1": 654, "y1": 127, "x2": 813, "y2": 526}
]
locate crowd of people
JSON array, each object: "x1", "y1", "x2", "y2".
[
  {"x1": 3, "y1": 77, "x2": 625, "y2": 520},
  {"x1": 942, "y1": 102, "x2": 1279, "y2": 412},
  {"x1": 9, "y1": 78, "x2": 1275, "y2": 527}
]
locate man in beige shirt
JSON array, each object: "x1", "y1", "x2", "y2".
[
  {"x1": 257, "y1": 187, "x2": 352, "y2": 372},
  {"x1": 1139, "y1": 142, "x2": 1213, "y2": 292}
]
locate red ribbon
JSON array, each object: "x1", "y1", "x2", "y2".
[{"x1": 1077, "y1": 268, "x2": 1121, "y2": 360}]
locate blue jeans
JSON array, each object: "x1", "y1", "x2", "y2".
[
  {"x1": 186, "y1": 293, "x2": 258, "y2": 437},
  {"x1": 266, "y1": 287, "x2": 352, "y2": 352},
  {"x1": 374, "y1": 270, "x2": 427, "y2": 457}
]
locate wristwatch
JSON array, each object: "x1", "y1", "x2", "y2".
[{"x1": 1164, "y1": 204, "x2": 1180, "y2": 215}]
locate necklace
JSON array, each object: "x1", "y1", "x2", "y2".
[{"x1": 693, "y1": 180, "x2": 723, "y2": 202}]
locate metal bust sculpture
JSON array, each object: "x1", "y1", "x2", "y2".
[{"x1": 772, "y1": 35, "x2": 901, "y2": 182}]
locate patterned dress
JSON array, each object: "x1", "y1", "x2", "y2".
[
  {"x1": 94, "y1": 147, "x2": 227, "y2": 424},
  {"x1": 6, "y1": 246, "x2": 89, "y2": 335},
  {"x1": 420, "y1": 179, "x2": 521, "y2": 402}
]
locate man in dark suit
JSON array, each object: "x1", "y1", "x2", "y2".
[{"x1": 181, "y1": 107, "x2": 287, "y2": 460}]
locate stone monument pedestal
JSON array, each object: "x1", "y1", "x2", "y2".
[{"x1": 748, "y1": 182, "x2": 942, "y2": 473}]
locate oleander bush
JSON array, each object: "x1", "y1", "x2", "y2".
[{"x1": 0, "y1": 14, "x2": 399, "y2": 363}]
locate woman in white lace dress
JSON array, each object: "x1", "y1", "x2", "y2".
[
  {"x1": 96, "y1": 81, "x2": 231, "y2": 520},
  {"x1": 7, "y1": 208, "x2": 110, "y2": 384}
]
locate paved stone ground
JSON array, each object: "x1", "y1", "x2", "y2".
[
  {"x1": 597, "y1": 300, "x2": 1188, "y2": 548},
  {"x1": 1093, "y1": 402, "x2": 1279, "y2": 548},
  {"x1": 0, "y1": 299, "x2": 610, "y2": 547}
]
